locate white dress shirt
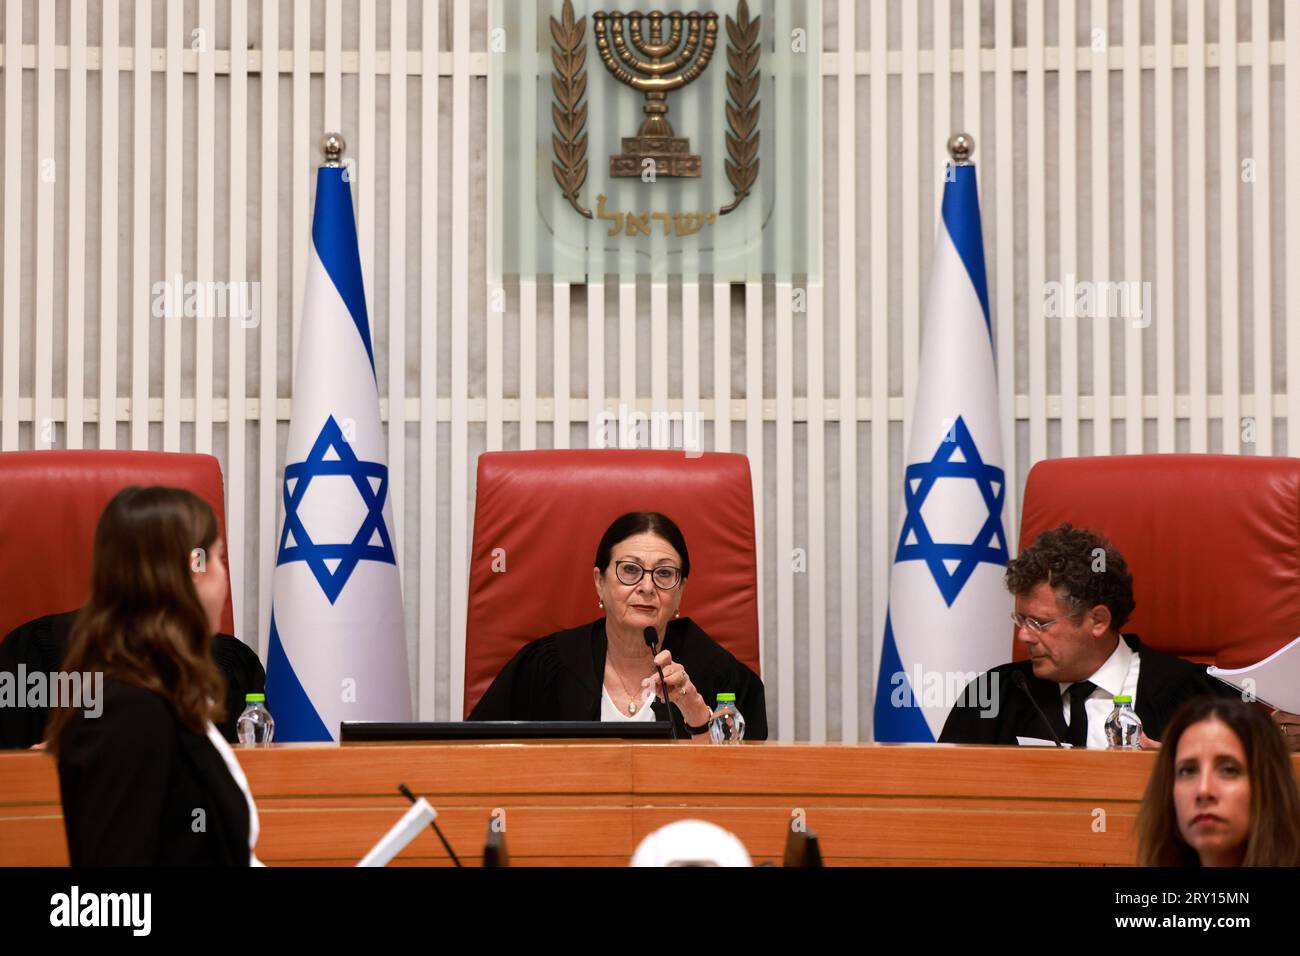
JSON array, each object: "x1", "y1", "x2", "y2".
[{"x1": 1058, "y1": 636, "x2": 1141, "y2": 749}]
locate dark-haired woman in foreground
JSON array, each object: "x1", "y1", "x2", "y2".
[
  {"x1": 468, "y1": 511, "x2": 767, "y2": 740},
  {"x1": 1136, "y1": 696, "x2": 1300, "y2": 866},
  {"x1": 49, "y1": 486, "x2": 261, "y2": 865}
]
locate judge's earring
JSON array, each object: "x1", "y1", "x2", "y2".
[
  {"x1": 599, "y1": 600, "x2": 604, "y2": 608},
  {"x1": 674, "y1": 610, "x2": 679, "y2": 618}
]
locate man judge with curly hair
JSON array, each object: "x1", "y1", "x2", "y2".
[{"x1": 939, "y1": 524, "x2": 1233, "y2": 748}]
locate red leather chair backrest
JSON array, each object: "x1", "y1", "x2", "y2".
[
  {"x1": 0, "y1": 450, "x2": 235, "y2": 640},
  {"x1": 1018, "y1": 454, "x2": 1300, "y2": 669},
  {"x1": 464, "y1": 450, "x2": 760, "y2": 717}
]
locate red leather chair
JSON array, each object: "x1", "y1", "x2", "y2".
[
  {"x1": 0, "y1": 450, "x2": 235, "y2": 640},
  {"x1": 1017, "y1": 454, "x2": 1300, "y2": 669},
  {"x1": 464, "y1": 450, "x2": 760, "y2": 717}
]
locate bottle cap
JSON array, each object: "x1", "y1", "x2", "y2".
[
  {"x1": 717, "y1": 692, "x2": 736, "y2": 702},
  {"x1": 1112, "y1": 695, "x2": 1133, "y2": 704},
  {"x1": 245, "y1": 693, "x2": 266, "y2": 702}
]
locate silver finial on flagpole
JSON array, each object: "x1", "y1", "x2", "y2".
[
  {"x1": 321, "y1": 132, "x2": 346, "y2": 167},
  {"x1": 947, "y1": 132, "x2": 974, "y2": 165}
]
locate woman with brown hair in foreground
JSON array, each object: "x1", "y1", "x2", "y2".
[
  {"x1": 49, "y1": 486, "x2": 260, "y2": 865},
  {"x1": 1136, "y1": 696, "x2": 1300, "y2": 866}
]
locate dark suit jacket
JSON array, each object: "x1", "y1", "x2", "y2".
[
  {"x1": 468, "y1": 616, "x2": 768, "y2": 740},
  {"x1": 0, "y1": 609, "x2": 264, "y2": 749},
  {"x1": 938, "y1": 634, "x2": 1237, "y2": 746},
  {"x1": 57, "y1": 679, "x2": 251, "y2": 865}
]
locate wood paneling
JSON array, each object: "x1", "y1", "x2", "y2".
[{"x1": 8, "y1": 742, "x2": 1297, "y2": 866}]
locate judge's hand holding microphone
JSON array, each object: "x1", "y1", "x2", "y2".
[{"x1": 641, "y1": 635, "x2": 715, "y2": 740}]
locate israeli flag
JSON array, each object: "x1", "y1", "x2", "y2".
[
  {"x1": 265, "y1": 160, "x2": 412, "y2": 741},
  {"x1": 873, "y1": 159, "x2": 1011, "y2": 742}
]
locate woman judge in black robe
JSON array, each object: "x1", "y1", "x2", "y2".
[{"x1": 468, "y1": 511, "x2": 767, "y2": 740}]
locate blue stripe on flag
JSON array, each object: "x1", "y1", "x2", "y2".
[
  {"x1": 872, "y1": 612, "x2": 936, "y2": 743},
  {"x1": 311, "y1": 166, "x2": 376, "y2": 374},
  {"x1": 264, "y1": 613, "x2": 333, "y2": 742},
  {"x1": 941, "y1": 164, "x2": 991, "y2": 335}
]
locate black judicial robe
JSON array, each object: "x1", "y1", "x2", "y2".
[
  {"x1": 937, "y1": 633, "x2": 1237, "y2": 746},
  {"x1": 468, "y1": 616, "x2": 768, "y2": 740},
  {"x1": 0, "y1": 609, "x2": 265, "y2": 749},
  {"x1": 58, "y1": 678, "x2": 251, "y2": 866}
]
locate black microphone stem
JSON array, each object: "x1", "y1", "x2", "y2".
[
  {"x1": 398, "y1": 782, "x2": 462, "y2": 866},
  {"x1": 1012, "y1": 672, "x2": 1065, "y2": 749},
  {"x1": 644, "y1": 626, "x2": 680, "y2": 741}
]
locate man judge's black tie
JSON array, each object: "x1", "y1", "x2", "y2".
[{"x1": 1066, "y1": 681, "x2": 1097, "y2": 748}]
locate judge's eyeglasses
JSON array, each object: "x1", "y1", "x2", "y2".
[
  {"x1": 614, "y1": 561, "x2": 682, "y2": 590},
  {"x1": 1010, "y1": 612, "x2": 1063, "y2": 634}
]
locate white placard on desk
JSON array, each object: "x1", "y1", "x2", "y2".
[{"x1": 357, "y1": 797, "x2": 437, "y2": 867}]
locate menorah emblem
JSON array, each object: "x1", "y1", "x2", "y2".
[{"x1": 592, "y1": 10, "x2": 720, "y2": 178}]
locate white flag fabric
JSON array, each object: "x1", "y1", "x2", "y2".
[
  {"x1": 264, "y1": 163, "x2": 411, "y2": 741},
  {"x1": 873, "y1": 161, "x2": 1011, "y2": 742}
]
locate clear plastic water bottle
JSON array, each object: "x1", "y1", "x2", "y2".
[
  {"x1": 1104, "y1": 695, "x2": 1142, "y2": 749},
  {"x1": 708, "y1": 692, "x2": 745, "y2": 744},
  {"x1": 236, "y1": 692, "x2": 275, "y2": 745}
]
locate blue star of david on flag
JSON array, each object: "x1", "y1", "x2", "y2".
[
  {"x1": 894, "y1": 414, "x2": 1009, "y2": 607},
  {"x1": 276, "y1": 415, "x2": 396, "y2": 604}
]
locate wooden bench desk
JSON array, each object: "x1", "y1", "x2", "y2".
[{"x1": 7, "y1": 742, "x2": 1295, "y2": 866}]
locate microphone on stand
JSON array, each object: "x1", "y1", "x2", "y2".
[
  {"x1": 644, "y1": 626, "x2": 680, "y2": 741},
  {"x1": 1012, "y1": 672, "x2": 1065, "y2": 748}
]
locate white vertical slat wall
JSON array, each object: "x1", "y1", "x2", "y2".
[
  {"x1": 66, "y1": 3, "x2": 86, "y2": 450},
  {"x1": 833, "y1": 0, "x2": 857, "y2": 743},
  {"x1": 128, "y1": 0, "x2": 148, "y2": 451},
  {"x1": 195, "y1": 0, "x2": 214, "y2": 457},
  {"x1": 1, "y1": 1, "x2": 1298, "y2": 741},
  {"x1": 1089, "y1": 0, "x2": 1110, "y2": 456}
]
